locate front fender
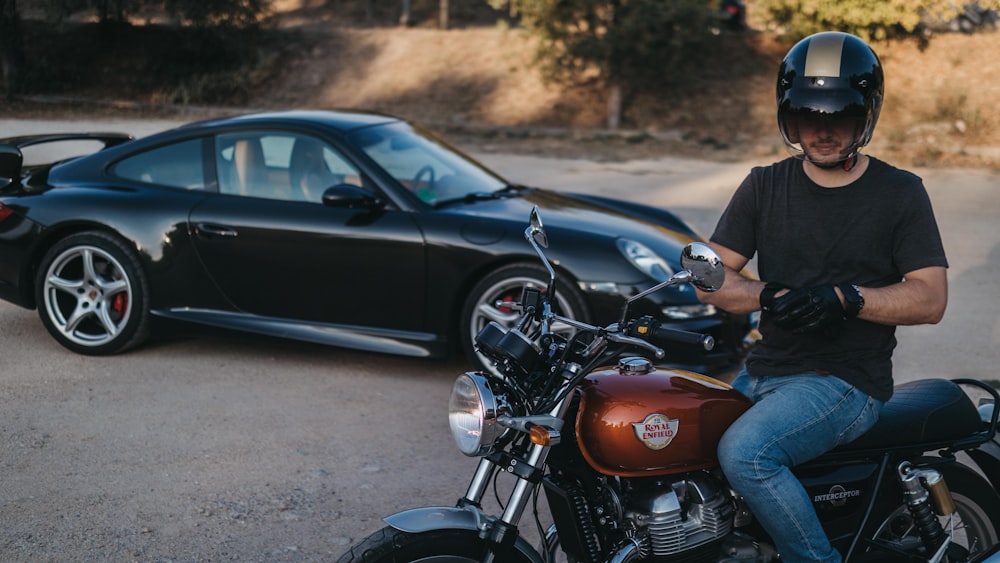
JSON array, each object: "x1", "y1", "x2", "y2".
[
  {"x1": 385, "y1": 506, "x2": 544, "y2": 563},
  {"x1": 385, "y1": 505, "x2": 488, "y2": 534}
]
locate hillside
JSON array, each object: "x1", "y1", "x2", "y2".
[
  {"x1": 2, "y1": 13, "x2": 999, "y2": 168},
  {"x1": 248, "y1": 24, "x2": 1000, "y2": 167}
]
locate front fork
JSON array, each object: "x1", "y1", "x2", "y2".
[{"x1": 459, "y1": 393, "x2": 574, "y2": 561}]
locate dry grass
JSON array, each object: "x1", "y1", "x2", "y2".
[{"x1": 250, "y1": 25, "x2": 1000, "y2": 168}]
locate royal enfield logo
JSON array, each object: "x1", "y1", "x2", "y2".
[
  {"x1": 813, "y1": 485, "x2": 860, "y2": 507},
  {"x1": 632, "y1": 413, "x2": 679, "y2": 450}
]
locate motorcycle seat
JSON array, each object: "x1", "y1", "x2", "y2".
[{"x1": 835, "y1": 378, "x2": 983, "y2": 452}]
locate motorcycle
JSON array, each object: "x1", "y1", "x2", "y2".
[{"x1": 339, "y1": 207, "x2": 1000, "y2": 562}]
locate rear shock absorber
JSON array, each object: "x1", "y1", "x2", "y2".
[{"x1": 897, "y1": 462, "x2": 957, "y2": 554}]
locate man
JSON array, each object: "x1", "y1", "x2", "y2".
[{"x1": 696, "y1": 31, "x2": 948, "y2": 562}]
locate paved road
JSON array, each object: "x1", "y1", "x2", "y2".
[{"x1": 0, "y1": 118, "x2": 997, "y2": 560}]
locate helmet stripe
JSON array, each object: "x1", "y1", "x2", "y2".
[{"x1": 804, "y1": 33, "x2": 846, "y2": 77}]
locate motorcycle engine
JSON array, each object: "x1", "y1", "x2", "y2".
[
  {"x1": 620, "y1": 472, "x2": 735, "y2": 559},
  {"x1": 545, "y1": 469, "x2": 744, "y2": 562}
]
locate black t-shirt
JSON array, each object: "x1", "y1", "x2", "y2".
[{"x1": 711, "y1": 156, "x2": 948, "y2": 401}]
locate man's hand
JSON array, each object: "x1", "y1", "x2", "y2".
[{"x1": 770, "y1": 285, "x2": 845, "y2": 334}]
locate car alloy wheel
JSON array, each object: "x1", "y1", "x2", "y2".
[
  {"x1": 461, "y1": 263, "x2": 589, "y2": 374},
  {"x1": 36, "y1": 231, "x2": 150, "y2": 355}
]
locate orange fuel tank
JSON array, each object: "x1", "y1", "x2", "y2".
[{"x1": 576, "y1": 358, "x2": 751, "y2": 478}]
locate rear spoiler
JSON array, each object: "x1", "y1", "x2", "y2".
[{"x1": 0, "y1": 132, "x2": 133, "y2": 189}]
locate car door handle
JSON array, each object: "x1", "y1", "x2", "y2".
[{"x1": 196, "y1": 223, "x2": 238, "y2": 238}]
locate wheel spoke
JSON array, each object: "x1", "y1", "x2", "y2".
[
  {"x1": 99, "y1": 278, "x2": 129, "y2": 299},
  {"x1": 94, "y1": 306, "x2": 121, "y2": 338},
  {"x1": 62, "y1": 304, "x2": 93, "y2": 336},
  {"x1": 476, "y1": 302, "x2": 518, "y2": 326},
  {"x1": 81, "y1": 248, "x2": 100, "y2": 282},
  {"x1": 46, "y1": 274, "x2": 83, "y2": 295}
]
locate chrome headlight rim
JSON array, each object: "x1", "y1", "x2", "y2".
[{"x1": 448, "y1": 372, "x2": 509, "y2": 456}]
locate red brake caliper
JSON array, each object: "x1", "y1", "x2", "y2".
[
  {"x1": 497, "y1": 293, "x2": 516, "y2": 314},
  {"x1": 112, "y1": 293, "x2": 127, "y2": 316},
  {"x1": 111, "y1": 271, "x2": 128, "y2": 319}
]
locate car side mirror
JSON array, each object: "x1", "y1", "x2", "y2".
[{"x1": 321, "y1": 184, "x2": 386, "y2": 210}]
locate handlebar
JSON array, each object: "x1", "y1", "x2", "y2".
[
  {"x1": 540, "y1": 313, "x2": 713, "y2": 360},
  {"x1": 626, "y1": 317, "x2": 715, "y2": 351}
]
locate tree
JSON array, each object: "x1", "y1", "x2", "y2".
[
  {"x1": 400, "y1": 0, "x2": 411, "y2": 25},
  {"x1": 506, "y1": 0, "x2": 713, "y2": 130},
  {"x1": 754, "y1": 0, "x2": 1000, "y2": 41},
  {"x1": 166, "y1": 0, "x2": 269, "y2": 27}
]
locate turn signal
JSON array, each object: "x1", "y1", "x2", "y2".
[{"x1": 529, "y1": 425, "x2": 560, "y2": 447}]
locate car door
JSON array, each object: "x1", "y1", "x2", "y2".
[{"x1": 188, "y1": 130, "x2": 427, "y2": 332}]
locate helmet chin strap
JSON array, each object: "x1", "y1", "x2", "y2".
[{"x1": 807, "y1": 152, "x2": 859, "y2": 172}]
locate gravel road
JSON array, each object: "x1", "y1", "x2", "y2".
[{"x1": 1, "y1": 118, "x2": 998, "y2": 561}]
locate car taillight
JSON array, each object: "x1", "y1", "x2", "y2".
[{"x1": 0, "y1": 203, "x2": 12, "y2": 222}]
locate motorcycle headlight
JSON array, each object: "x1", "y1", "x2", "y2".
[
  {"x1": 617, "y1": 239, "x2": 673, "y2": 282},
  {"x1": 448, "y1": 373, "x2": 508, "y2": 456}
]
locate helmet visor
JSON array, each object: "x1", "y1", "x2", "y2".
[{"x1": 779, "y1": 101, "x2": 869, "y2": 163}]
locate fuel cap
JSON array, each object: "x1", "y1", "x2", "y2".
[{"x1": 618, "y1": 357, "x2": 652, "y2": 375}]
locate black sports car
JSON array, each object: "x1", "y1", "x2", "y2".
[{"x1": 0, "y1": 110, "x2": 753, "y2": 372}]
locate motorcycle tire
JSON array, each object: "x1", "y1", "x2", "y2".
[
  {"x1": 337, "y1": 526, "x2": 536, "y2": 562},
  {"x1": 866, "y1": 461, "x2": 1000, "y2": 561}
]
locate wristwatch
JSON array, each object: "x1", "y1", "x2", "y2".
[{"x1": 838, "y1": 283, "x2": 865, "y2": 318}]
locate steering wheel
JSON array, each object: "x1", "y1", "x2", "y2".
[{"x1": 412, "y1": 165, "x2": 436, "y2": 190}]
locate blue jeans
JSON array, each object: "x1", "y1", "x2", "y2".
[{"x1": 718, "y1": 370, "x2": 883, "y2": 563}]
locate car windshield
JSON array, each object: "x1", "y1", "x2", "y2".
[{"x1": 347, "y1": 121, "x2": 509, "y2": 206}]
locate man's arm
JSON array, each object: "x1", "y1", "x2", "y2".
[
  {"x1": 849, "y1": 266, "x2": 948, "y2": 326},
  {"x1": 696, "y1": 245, "x2": 947, "y2": 327}
]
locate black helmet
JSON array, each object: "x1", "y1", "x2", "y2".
[{"x1": 776, "y1": 32, "x2": 884, "y2": 164}]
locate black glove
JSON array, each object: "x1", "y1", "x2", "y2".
[
  {"x1": 769, "y1": 284, "x2": 845, "y2": 334},
  {"x1": 758, "y1": 282, "x2": 786, "y2": 311}
]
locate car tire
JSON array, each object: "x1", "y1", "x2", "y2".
[
  {"x1": 35, "y1": 231, "x2": 150, "y2": 355},
  {"x1": 460, "y1": 262, "x2": 590, "y2": 373}
]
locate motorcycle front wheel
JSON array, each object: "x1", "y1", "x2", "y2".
[{"x1": 337, "y1": 526, "x2": 537, "y2": 563}]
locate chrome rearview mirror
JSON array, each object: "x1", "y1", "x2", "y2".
[
  {"x1": 524, "y1": 206, "x2": 556, "y2": 300},
  {"x1": 528, "y1": 206, "x2": 548, "y2": 249},
  {"x1": 680, "y1": 242, "x2": 724, "y2": 292},
  {"x1": 619, "y1": 241, "x2": 725, "y2": 325}
]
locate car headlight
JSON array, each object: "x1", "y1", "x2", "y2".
[
  {"x1": 663, "y1": 303, "x2": 717, "y2": 320},
  {"x1": 616, "y1": 239, "x2": 674, "y2": 282},
  {"x1": 448, "y1": 373, "x2": 508, "y2": 456}
]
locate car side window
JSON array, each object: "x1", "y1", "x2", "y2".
[
  {"x1": 215, "y1": 132, "x2": 362, "y2": 202},
  {"x1": 112, "y1": 139, "x2": 206, "y2": 190}
]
